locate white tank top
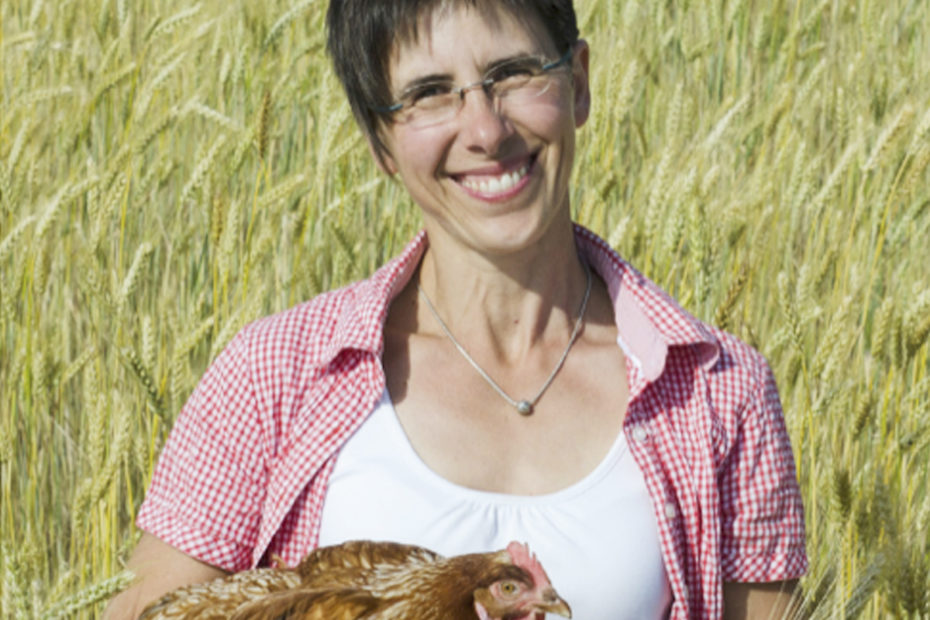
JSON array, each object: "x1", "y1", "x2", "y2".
[{"x1": 318, "y1": 389, "x2": 672, "y2": 619}]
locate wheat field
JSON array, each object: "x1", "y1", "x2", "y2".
[{"x1": 1, "y1": 0, "x2": 928, "y2": 617}]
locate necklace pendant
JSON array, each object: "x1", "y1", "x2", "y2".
[{"x1": 516, "y1": 400, "x2": 533, "y2": 415}]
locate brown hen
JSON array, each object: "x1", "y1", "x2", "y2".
[{"x1": 137, "y1": 539, "x2": 571, "y2": 619}]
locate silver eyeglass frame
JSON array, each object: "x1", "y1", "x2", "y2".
[{"x1": 375, "y1": 47, "x2": 575, "y2": 123}]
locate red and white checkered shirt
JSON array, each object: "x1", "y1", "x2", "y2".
[{"x1": 137, "y1": 225, "x2": 807, "y2": 619}]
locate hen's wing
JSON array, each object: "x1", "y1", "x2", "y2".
[
  {"x1": 139, "y1": 541, "x2": 441, "y2": 619},
  {"x1": 297, "y1": 540, "x2": 442, "y2": 587},
  {"x1": 229, "y1": 587, "x2": 386, "y2": 620},
  {"x1": 137, "y1": 568, "x2": 301, "y2": 619}
]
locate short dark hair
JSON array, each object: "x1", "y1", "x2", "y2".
[{"x1": 326, "y1": 0, "x2": 579, "y2": 166}]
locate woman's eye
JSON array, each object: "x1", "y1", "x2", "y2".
[
  {"x1": 407, "y1": 84, "x2": 449, "y2": 105},
  {"x1": 491, "y1": 61, "x2": 539, "y2": 82},
  {"x1": 501, "y1": 582, "x2": 518, "y2": 594}
]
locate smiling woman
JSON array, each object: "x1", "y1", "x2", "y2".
[{"x1": 105, "y1": 1, "x2": 807, "y2": 619}]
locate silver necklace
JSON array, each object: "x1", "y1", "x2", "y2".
[{"x1": 417, "y1": 265, "x2": 592, "y2": 416}]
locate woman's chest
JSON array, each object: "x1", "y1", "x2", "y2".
[
  {"x1": 318, "y1": 392, "x2": 672, "y2": 619},
  {"x1": 382, "y1": 332, "x2": 630, "y2": 495}
]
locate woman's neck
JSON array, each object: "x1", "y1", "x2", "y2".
[{"x1": 414, "y1": 223, "x2": 589, "y2": 364}]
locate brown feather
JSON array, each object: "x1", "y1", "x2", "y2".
[
  {"x1": 296, "y1": 540, "x2": 441, "y2": 584},
  {"x1": 138, "y1": 569, "x2": 301, "y2": 619},
  {"x1": 230, "y1": 588, "x2": 383, "y2": 620}
]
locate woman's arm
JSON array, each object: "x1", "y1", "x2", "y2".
[
  {"x1": 102, "y1": 532, "x2": 227, "y2": 620},
  {"x1": 723, "y1": 580, "x2": 799, "y2": 620}
]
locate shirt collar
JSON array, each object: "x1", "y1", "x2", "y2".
[
  {"x1": 574, "y1": 225, "x2": 719, "y2": 380},
  {"x1": 321, "y1": 226, "x2": 719, "y2": 381},
  {"x1": 320, "y1": 230, "x2": 428, "y2": 364}
]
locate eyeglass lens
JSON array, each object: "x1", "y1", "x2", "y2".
[{"x1": 399, "y1": 60, "x2": 569, "y2": 128}]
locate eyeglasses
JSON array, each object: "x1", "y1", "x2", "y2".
[{"x1": 377, "y1": 48, "x2": 574, "y2": 129}]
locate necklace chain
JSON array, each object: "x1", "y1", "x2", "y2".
[{"x1": 417, "y1": 265, "x2": 592, "y2": 416}]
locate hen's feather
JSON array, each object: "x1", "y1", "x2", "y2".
[
  {"x1": 138, "y1": 568, "x2": 300, "y2": 619},
  {"x1": 230, "y1": 588, "x2": 383, "y2": 620},
  {"x1": 296, "y1": 539, "x2": 442, "y2": 586}
]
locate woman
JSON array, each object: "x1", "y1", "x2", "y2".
[{"x1": 107, "y1": 1, "x2": 807, "y2": 618}]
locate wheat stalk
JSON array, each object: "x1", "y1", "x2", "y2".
[
  {"x1": 863, "y1": 104, "x2": 915, "y2": 172},
  {"x1": 145, "y1": 4, "x2": 203, "y2": 43},
  {"x1": 258, "y1": 90, "x2": 272, "y2": 161},
  {"x1": 258, "y1": 173, "x2": 308, "y2": 209},
  {"x1": 614, "y1": 58, "x2": 639, "y2": 124},
  {"x1": 135, "y1": 105, "x2": 182, "y2": 155},
  {"x1": 714, "y1": 263, "x2": 749, "y2": 331},
  {"x1": 180, "y1": 134, "x2": 227, "y2": 205},
  {"x1": 40, "y1": 570, "x2": 135, "y2": 620},
  {"x1": 0, "y1": 164, "x2": 13, "y2": 215},
  {"x1": 903, "y1": 289, "x2": 930, "y2": 358},
  {"x1": 124, "y1": 347, "x2": 163, "y2": 414},
  {"x1": 1, "y1": 543, "x2": 32, "y2": 618},
  {"x1": 135, "y1": 51, "x2": 188, "y2": 116},
  {"x1": 703, "y1": 94, "x2": 750, "y2": 151},
  {"x1": 810, "y1": 140, "x2": 858, "y2": 217},
  {"x1": 187, "y1": 100, "x2": 245, "y2": 134},
  {"x1": 117, "y1": 242, "x2": 155, "y2": 314},
  {"x1": 142, "y1": 314, "x2": 158, "y2": 378},
  {"x1": 93, "y1": 173, "x2": 129, "y2": 251},
  {"x1": 0, "y1": 215, "x2": 36, "y2": 264},
  {"x1": 810, "y1": 298, "x2": 852, "y2": 379},
  {"x1": 263, "y1": 0, "x2": 318, "y2": 50},
  {"x1": 92, "y1": 63, "x2": 137, "y2": 104}
]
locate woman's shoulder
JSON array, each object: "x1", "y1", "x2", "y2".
[
  {"x1": 249, "y1": 282, "x2": 364, "y2": 333},
  {"x1": 236, "y1": 279, "x2": 376, "y2": 365},
  {"x1": 237, "y1": 232, "x2": 427, "y2": 362},
  {"x1": 700, "y1": 321, "x2": 774, "y2": 390}
]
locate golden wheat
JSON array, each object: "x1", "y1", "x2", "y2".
[{"x1": 2, "y1": 0, "x2": 929, "y2": 617}]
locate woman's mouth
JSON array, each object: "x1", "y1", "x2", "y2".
[{"x1": 453, "y1": 153, "x2": 537, "y2": 201}]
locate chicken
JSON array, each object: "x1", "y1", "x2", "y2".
[{"x1": 137, "y1": 539, "x2": 572, "y2": 619}]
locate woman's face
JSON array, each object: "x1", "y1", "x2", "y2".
[{"x1": 376, "y1": 3, "x2": 590, "y2": 259}]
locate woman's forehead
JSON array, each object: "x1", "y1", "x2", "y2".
[{"x1": 387, "y1": 3, "x2": 556, "y2": 84}]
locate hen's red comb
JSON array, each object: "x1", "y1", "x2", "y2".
[{"x1": 506, "y1": 541, "x2": 551, "y2": 587}]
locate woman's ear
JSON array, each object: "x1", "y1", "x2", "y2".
[
  {"x1": 367, "y1": 135, "x2": 397, "y2": 176},
  {"x1": 571, "y1": 40, "x2": 591, "y2": 128}
]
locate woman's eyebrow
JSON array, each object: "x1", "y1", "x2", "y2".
[{"x1": 483, "y1": 52, "x2": 539, "y2": 72}]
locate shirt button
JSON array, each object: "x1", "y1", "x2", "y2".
[
  {"x1": 632, "y1": 425, "x2": 648, "y2": 443},
  {"x1": 664, "y1": 502, "x2": 677, "y2": 519}
]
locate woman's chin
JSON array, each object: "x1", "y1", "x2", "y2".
[{"x1": 438, "y1": 215, "x2": 568, "y2": 260}]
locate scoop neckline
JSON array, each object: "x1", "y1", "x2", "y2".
[{"x1": 377, "y1": 388, "x2": 629, "y2": 506}]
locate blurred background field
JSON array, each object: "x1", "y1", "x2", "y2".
[{"x1": 1, "y1": 0, "x2": 929, "y2": 616}]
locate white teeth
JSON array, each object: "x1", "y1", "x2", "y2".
[{"x1": 461, "y1": 164, "x2": 530, "y2": 194}]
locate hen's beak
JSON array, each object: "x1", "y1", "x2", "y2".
[{"x1": 535, "y1": 587, "x2": 572, "y2": 618}]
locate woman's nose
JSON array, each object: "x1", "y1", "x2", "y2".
[{"x1": 456, "y1": 87, "x2": 512, "y2": 155}]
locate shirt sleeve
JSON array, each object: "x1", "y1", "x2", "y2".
[
  {"x1": 718, "y1": 358, "x2": 808, "y2": 582},
  {"x1": 136, "y1": 327, "x2": 268, "y2": 572}
]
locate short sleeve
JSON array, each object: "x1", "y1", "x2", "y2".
[
  {"x1": 718, "y1": 360, "x2": 808, "y2": 582},
  {"x1": 136, "y1": 328, "x2": 268, "y2": 572}
]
